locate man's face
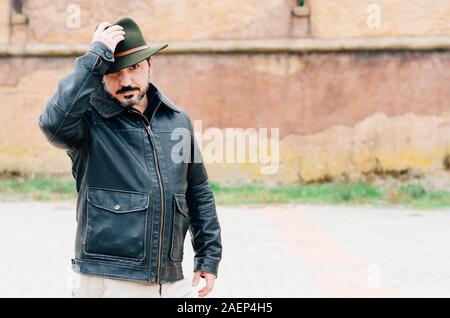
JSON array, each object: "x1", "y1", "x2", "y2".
[{"x1": 103, "y1": 58, "x2": 152, "y2": 107}]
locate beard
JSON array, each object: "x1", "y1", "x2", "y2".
[{"x1": 102, "y1": 80, "x2": 150, "y2": 109}]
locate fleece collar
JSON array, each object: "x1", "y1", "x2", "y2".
[{"x1": 89, "y1": 82, "x2": 180, "y2": 118}]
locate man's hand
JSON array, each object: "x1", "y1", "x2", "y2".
[
  {"x1": 192, "y1": 271, "x2": 216, "y2": 297},
  {"x1": 92, "y1": 21, "x2": 125, "y2": 52}
]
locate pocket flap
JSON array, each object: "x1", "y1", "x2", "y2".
[
  {"x1": 87, "y1": 187, "x2": 149, "y2": 213},
  {"x1": 174, "y1": 194, "x2": 189, "y2": 217}
]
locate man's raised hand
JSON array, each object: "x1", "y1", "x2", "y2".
[{"x1": 92, "y1": 21, "x2": 125, "y2": 52}]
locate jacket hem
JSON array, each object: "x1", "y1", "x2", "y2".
[
  {"x1": 72, "y1": 258, "x2": 184, "y2": 283},
  {"x1": 72, "y1": 258, "x2": 151, "y2": 282}
]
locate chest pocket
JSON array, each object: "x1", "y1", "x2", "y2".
[{"x1": 85, "y1": 187, "x2": 149, "y2": 260}]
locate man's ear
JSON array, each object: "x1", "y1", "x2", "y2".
[{"x1": 147, "y1": 57, "x2": 153, "y2": 75}]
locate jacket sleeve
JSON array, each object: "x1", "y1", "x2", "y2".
[
  {"x1": 185, "y1": 115, "x2": 223, "y2": 278},
  {"x1": 37, "y1": 41, "x2": 114, "y2": 151}
]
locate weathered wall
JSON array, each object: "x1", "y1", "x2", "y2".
[
  {"x1": 310, "y1": 0, "x2": 450, "y2": 38},
  {"x1": 0, "y1": 1, "x2": 8, "y2": 43},
  {"x1": 4, "y1": 0, "x2": 450, "y2": 44},
  {"x1": 1, "y1": 0, "x2": 450, "y2": 185},
  {"x1": 1, "y1": 51, "x2": 450, "y2": 185},
  {"x1": 7, "y1": 0, "x2": 296, "y2": 43}
]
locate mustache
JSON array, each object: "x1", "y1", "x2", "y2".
[{"x1": 116, "y1": 86, "x2": 140, "y2": 94}]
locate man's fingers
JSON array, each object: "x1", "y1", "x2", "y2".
[
  {"x1": 194, "y1": 273, "x2": 215, "y2": 297},
  {"x1": 113, "y1": 34, "x2": 125, "y2": 41},
  {"x1": 199, "y1": 275, "x2": 215, "y2": 297},
  {"x1": 192, "y1": 271, "x2": 216, "y2": 297},
  {"x1": 96, "y1": 21, "x2": 111, "y2": 33},
  {"x1": 198, "y1": 286, "x2": 212, "y2": 297},
  {"x1": 108, "y1": 30, "x2": 126, "y2": 39},
  {"x1": 206, "y1": 275, "x2": 215, "y2": 291},
  {"x1": 103, "y1": 25, "x2": 123, "y2": 35},
  {"x1": 192, "y1": 271, "x2": 201, "y2": 286},
  {"x1": 92, "y1": 22, "x2": 124, "y2": 52},
  {"x1": 113, "y1": 35, "x2": 125, "y2": 45}
]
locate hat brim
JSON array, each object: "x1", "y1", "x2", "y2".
[{"x1": 105, "y1": 44, "x2": 168, "y2": 74}]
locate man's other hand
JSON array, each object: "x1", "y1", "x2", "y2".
[{"x1": 192, "y1": 270, "x2": 216, "y2": 297}]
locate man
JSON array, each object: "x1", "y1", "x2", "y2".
[{"x1": 38, "y1": 17, "x2": 222, "y2": 298}]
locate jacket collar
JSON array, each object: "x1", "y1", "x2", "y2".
[{"x1": 90, "y1": 82, "x2": 180, "y2": 119}]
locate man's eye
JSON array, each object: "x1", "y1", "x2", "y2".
[{"x1": 131, "y1": 64, "x2": 139, "y2": 70}]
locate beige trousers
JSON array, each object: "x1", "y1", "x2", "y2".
[{"x1": 71, "y1": 271, "x2": 197, "y2": 298}]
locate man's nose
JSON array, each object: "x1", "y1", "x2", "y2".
[{"x1": 119, "y1": 73, "x2": 132, "y2": 87}]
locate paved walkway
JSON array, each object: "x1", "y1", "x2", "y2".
[{"x1": 0, "y1": 201, "x2": 449, "y2": 297}]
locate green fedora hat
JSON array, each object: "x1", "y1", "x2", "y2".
[{"x1": 104, "y1": 17, "x2": 168, "y2": 74}]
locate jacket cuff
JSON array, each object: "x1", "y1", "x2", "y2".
[
  {"x1": 194, "y1": 257, "x2": 220, "y2": 278},
  {"x1": 87, "y1": 41, "x2": 115, "y2": 62},
  {"x1": 86, "y1": 41, "x2": 115, "y2": 75}
]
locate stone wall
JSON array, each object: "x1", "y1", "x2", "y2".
[
  {"x1": 1, "y1": 0, "x2": 450, "y2": 185},
  {"x1": 2, "y1": 0, "x2": 450, "y2": 44}
]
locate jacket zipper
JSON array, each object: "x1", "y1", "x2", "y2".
[{"x1": 128, "y1": 102, "x2": 165, "y2": 283}]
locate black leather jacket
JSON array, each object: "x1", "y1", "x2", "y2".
[{"x1": 37, "y1": 41, "x2": 222, "y2": 283}]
